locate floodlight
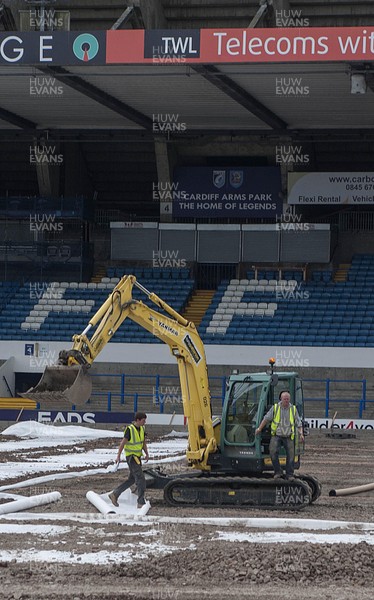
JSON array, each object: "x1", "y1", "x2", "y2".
[{"x1": 351, "y1": 73, "x2": 367, "y2": 94}]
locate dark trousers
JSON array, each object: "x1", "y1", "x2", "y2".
[
  {"x1": 269, "y1": 435, "x2": 295, "y2": 476},
  {"x1": 112, "y1": 455, "x2": 146, "y2": 505}
]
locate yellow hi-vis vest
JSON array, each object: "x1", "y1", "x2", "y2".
[
  {"x1": 271, "y1": 403, "x2": 296, "y2": 440},
  {"x1": 124, "y1": 423, "x2": 145, "y2": 457}
]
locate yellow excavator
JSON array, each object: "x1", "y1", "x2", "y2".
[{"x1": 22, "y1": 275, "x2": 321, "y2": 509}]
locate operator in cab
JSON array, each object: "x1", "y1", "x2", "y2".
[{"x1": 255, "y1": 390, "x2": 304, "y2": 480}]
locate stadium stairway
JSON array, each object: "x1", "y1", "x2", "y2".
[
  {"x1": 91, "y1": 264, "x2": 107, "y2": 283},
  {"x1": 183, "y1": 290, "x2": 215, "y2": 327},
  {"x1": 334, "y1": 263, "x2": 350, "y2": 283},
  {"x1": 0, "y1": 397, "x2": 36, "y2": 409}
]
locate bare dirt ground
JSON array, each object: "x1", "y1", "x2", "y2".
[{"x1": 0, "y1": 429, "x2": 373, "y2": 599}]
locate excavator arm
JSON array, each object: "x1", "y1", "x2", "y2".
[{"x1": 23, "y1": 276, "x2": 217, "y2": 470}]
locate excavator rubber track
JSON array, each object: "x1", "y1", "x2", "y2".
[
  {"x1": 298, "y1": 473, "x2": 322, "y2": 503},
  {"x1": 163, "y1": 476, "x2": 312, "y2": 510}
]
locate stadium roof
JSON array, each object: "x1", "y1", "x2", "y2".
[
  {"x1": 2, "y1": 1, "x2": 374, "y2": 31},
  {"x1": 0, "y1": 60, "x2": 373, "y2": 141},
  {"x1": 0, "y1": 4, "x2": 373, "y2": 209},
  {"x1": 0, "y1": 2, "x2": 373, "y2": 140}
]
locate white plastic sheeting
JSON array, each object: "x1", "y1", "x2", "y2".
[
  {"x1": 0, "y1": 492, "x2": 61, "y2": 515},
  {"x1": 86, "y1": 489, "x2": 151, "y2": 516}
]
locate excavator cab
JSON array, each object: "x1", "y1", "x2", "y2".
[
  {"x1": 224, "y1": 379, "x2": 263, "y2": 445},
  {"x1": 210, "y1": 370, "x2": 304, "y2": 475}
]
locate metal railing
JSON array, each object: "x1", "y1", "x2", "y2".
[
  {"x1": 339, "y1": 211, "x2": 374, "y2": 232},
  {"x1": 89, "y1": 373, "x2": 226, "y2": 413},
  {"x1": 87, "y1": 373, "x2": 373, "y2": 419},
  {"x1": 314, "y1": 211, "x2": 374, "y2": 232},
  {"x1": 97, "y1": 211, "x2": 374, "y2": 230},
  {"x1": 303, "y1": 378, "x2": 371, "y2": 418}
]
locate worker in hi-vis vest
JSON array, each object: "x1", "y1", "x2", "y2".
[
  {"x1": 109, "y1": 411, "x2": 149, "y2": 508},
  {"x1": 255, "y1": 390, "x2": 304, "y2": 480}
]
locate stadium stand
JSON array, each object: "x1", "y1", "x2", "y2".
[
  {"x1": 199, "y1": 255, "x2": 374, "y2": 347},
  {"x1": 0, "y1": 257, "x2": 373, "y2": 347},
  {"x1": 0, "y1": 281, "x2": 19, "y2": 311},
  {"x1": 0, "y1": 269, "x2": 194, "y2": 343}
]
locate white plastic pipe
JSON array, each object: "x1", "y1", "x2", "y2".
[
  {"x1": 86, "y1": 491, "x2": 117, "y2": 515},
  {"x1": 0, "y1": 465, "x2": 126, "y2": 493},
  {"x1": 0, "y1": 492, "x2": 61, "y2": 515},
  {"x1": 0, "y1": 492, "x2": 21, "y2": 501},
  {"x1": 329, "y1": 482, "x2": 374, "y2": 497},
  {"x1": 86, "y1": 490, "x2": 150, "y2": 516}
]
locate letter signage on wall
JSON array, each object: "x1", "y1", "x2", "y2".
[
  {"x1": 173, "y1": 166, "x2": 282, "y2": 218},
  {"x1": 0, "y1": 409, "x2": 134, "y2": 424},
  {"x1": 0, "y1": 31, "x2": 106, "y2": 65},
  {"x1": 288, "y1": 172, "x2": 374, "y2": 204},
  {"x1": 0, "y1": 28, "x2": 374, "y2": 66},
  {"x1": 107, "y1": 27, "x2": 374, "y2": 64}
]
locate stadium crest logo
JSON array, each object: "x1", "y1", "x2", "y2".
[
  {"x1": 73, "y1": 34, "x2": 99, "y2": 62},
  {"x1": 229, "y1": 170, "x2": 243, "y2": 189},
  {"x1": 213, "y1": 170, "x2": 226, "y2": 189}
]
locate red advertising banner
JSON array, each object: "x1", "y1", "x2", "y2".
[
  {"x1": 0, "y1": 27, "x2": 372, "y2": 66},
  {"x1": 199, "y1": 27, "x2": 374, "y2": 63},
  {"x1": 106, "y1": 30, "x2": 146, "y2": 64},
  {"x1": 106, "y1": 27, "x2": 374, "y2": 65}
]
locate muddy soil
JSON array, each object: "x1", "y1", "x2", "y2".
[{"x1": 0, "y1": 429, "x2": 373, "y2": 599}]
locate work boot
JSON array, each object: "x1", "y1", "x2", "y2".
[{"x1": 109, "y1": 492, "x2": 119, "y2": 507}]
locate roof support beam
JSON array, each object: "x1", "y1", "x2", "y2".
[
  {"x1": 39, "y1": 66, "x2": 153, "y2": 130},
  {"x1": 265, "y1": 0, "x2": 291, "y2": 27},
  {"x1": 32, "y1": 140, "x2": 61, "y2": 198},
  {"x1": 193, "y1": 64, "x2": 287, "y2": 131},
  {"x1": 0, "y1": 2, "x2": 17, "y2": 30},
  {"x1": 2, "y1": 129, "x2": 374, "y2": 143},
  {"x1": 138, "y1": 0, "x2": 167, "y2": 28},
  {"x1": 111, "y1": 4, "x2": 145, "y2": 30},
  {"x1": 154, "y1": 137, "x2": 178, "y2": 223},
  {"x1": 248, "y1": 0, "x2": 269, "y2": 28},
  {"x1": 0, "y1": 106, "x2": 36, "y2": 129},
  {"x1": 111, "y1": 6, "x2": 134, "y2": 29}
]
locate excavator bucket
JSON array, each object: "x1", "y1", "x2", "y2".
[{"x1": 20, "y1": 365, "x2": 92, "y2": 406}]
